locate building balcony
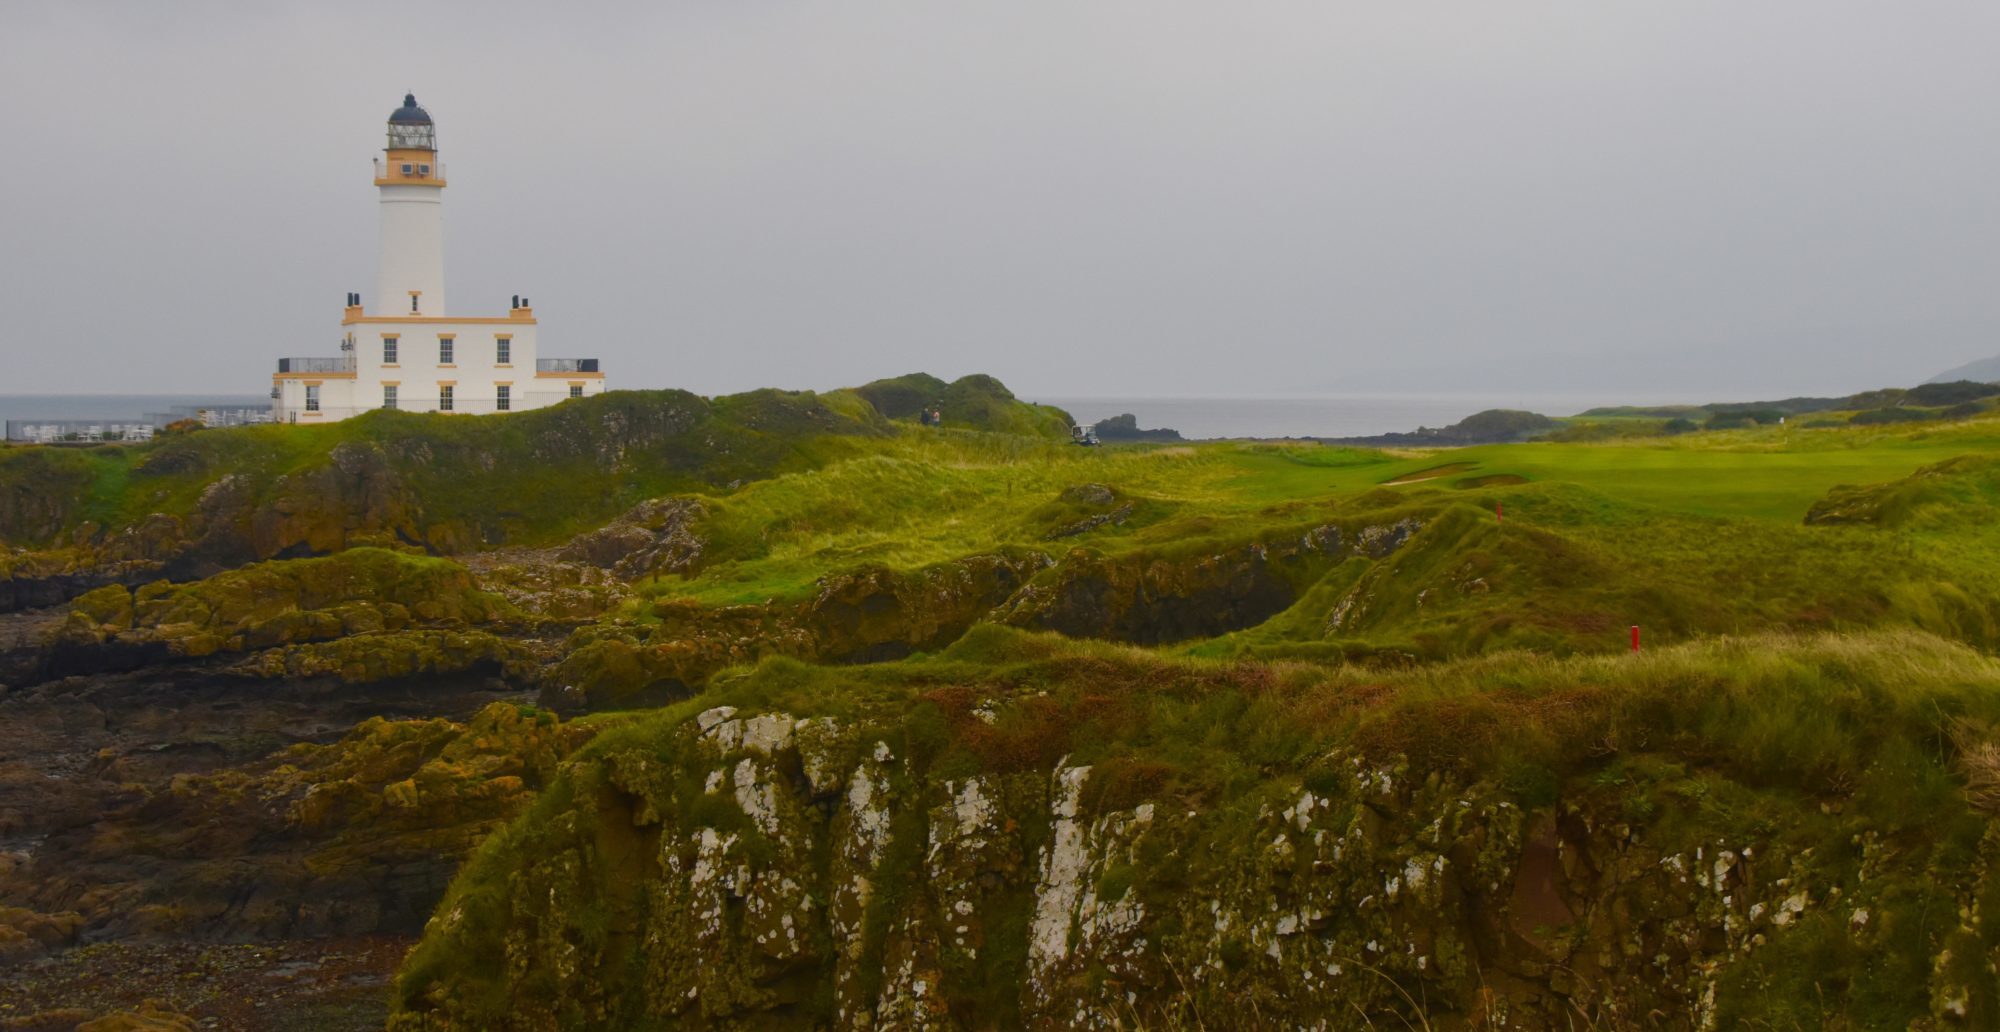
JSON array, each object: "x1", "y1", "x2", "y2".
[
  {"x1": 277, "y1": 356, "x2": 356, "y2": 374},
  {"x1": 536, "y1": 358, "x2": 599, "y2": 373}
]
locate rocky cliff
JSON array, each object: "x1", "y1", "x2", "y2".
[{"x1": 387, "y1": 630, "x2": 2000, "y2": 1029}]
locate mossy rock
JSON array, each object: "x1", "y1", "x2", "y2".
[{"x1": 55, "y1": 548, "x2": 516, "y2": 663}]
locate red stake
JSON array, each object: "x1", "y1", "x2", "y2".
[
  {"x1": 1496, "y1": 501, "x2": 1503, "y2": 524},
  {"x1": 1630, "y1": 625, "x2": 1641, "y2": 652}
]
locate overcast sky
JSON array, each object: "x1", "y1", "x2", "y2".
[{"x1": 3, "y1": 1, "x2": 1996, "y2": 400}]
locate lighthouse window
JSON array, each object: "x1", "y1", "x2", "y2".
[
  {"x1": 305, "y1": 385, "x2": 320, "y2": 413},
  {"x1": 439, "y1": 339, "x2": 454, "y2": 364},
  {"x1": 418, "y1": 164, "x2": 431, "y2": 176},
  {"x1": 496, "y1": 339, "x2": 511, "y2": 365},
  {"x1": 401, "y1": 163, "x2": 413, "y2": 175},
  {"x1": 382, "y1": 338, "x2": 398, "y2": 364},
  {"x1": 439, "y1": 385, "x2": 454, "y2": 412},
  {"x1": 383, "y1": 385, "x2": 398, "y2": 410},
  {"x1": 570, "y1": 385, "x2": 584, "y2": 399},
  {"x1": 496, "y1": 385, "x2": 512, "y2": 412}
]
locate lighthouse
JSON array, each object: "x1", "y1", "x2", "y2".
[
  {"x1": 376, "y1": 93, "x2": 447, "y2": 316},
  {"x1": 268, "y1": 94, "x2": 605, "y2": 423}
]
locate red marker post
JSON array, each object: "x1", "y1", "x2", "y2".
[
  {"x1": 1630, "y1": 625, "x2": 1641, "y2": 652},
  {"x1": 1496, "y1": 501, "x2": 1503, "y2": 524}
]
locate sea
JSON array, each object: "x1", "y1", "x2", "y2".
[
  {"x1": 0, "y1": 394, "x2": 270, "y2": 427},
  {"x1": 1032, "y1": 393, "x2": 1675, "y2": 440},
  {"x1": 3, "y1": 391, "x2": 1681, "y2": 442}
]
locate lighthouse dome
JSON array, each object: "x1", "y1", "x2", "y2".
[
  {"x1": 388, "y1": 93, "x2": 433, "y2": 125},
  {"x1": 386, "y1": 94, "x2": 437, "y2": 151}
]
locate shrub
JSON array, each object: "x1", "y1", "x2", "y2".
[
  {"x1": 1907, "y1": 380, "x2": 2000, "y2": 407},
  {"x1": 1849, "y1": 407, "x2": 1934, "y2": 426}
]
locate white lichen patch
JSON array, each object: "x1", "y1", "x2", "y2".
[
  {"x1": 733, "y1": 758, "x2": 783, "y2": 836},
  {"x1": 794, "y1": 716, "x2": 848, "y2": 796},
  {"x1": 1028, "y1": 764, "x2": 1093, "y2": 977},
  {"x1": 842, "y1": 758, "x2": 895, "y2": 869},
  {"x1": 740, "y1": 712, "x2": 796, "y2": 757}
]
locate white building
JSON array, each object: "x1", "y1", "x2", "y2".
[{"x1": 272, "y1": 94, "x2": 604, "y2": 422}]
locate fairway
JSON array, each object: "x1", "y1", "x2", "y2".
[{"x1": 1307, "y1": 421, "x2": 2000, "y2": 521}]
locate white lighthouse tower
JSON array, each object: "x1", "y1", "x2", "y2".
[
  {"x1": 270, "y1": 94, "x2": 605, "y2": 422},
  {"x1": 376, "y1": 94, "x2": 447, "y2": 316}
]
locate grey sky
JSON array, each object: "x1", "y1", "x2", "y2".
[{"x1": 3, "y1": 1, "x2": 1996, "y2": 400}]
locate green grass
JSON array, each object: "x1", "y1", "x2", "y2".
[
  {"x1": 393, "y1": 626, "x2": 2000, "y2": 1028},
  {"x1": 0, "y1": 377, "x2": 1092, "y2": 561},
  {"x1": 370, "y1": 398, "x2": 2000, "y2": 1027},
  {"x1": 574, "y1": 412, "x2": 2000, "y2": 669},
  {"x1": 30, "y1": 386, "x2": 2000, "y2": 694}
]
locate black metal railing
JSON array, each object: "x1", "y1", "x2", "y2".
[{"x1": 277, "y1": 357, "x2": 356, "y2": 374}]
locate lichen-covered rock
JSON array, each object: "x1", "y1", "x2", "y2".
[
  {"x1": 389, "y1": 633, "x2": 2000, "y2": 1030},
  {"x1": 39, "y1": 549, "x2": 515, "y2": 678},
  {"x1": 0, "y1": 701, "x2": 590, "y2": 944},
  {"x1": 225, "y1": 629, "x2": 538, "y2": 685},
  {"x1": 0, "y1": 904, "x2": 84, "y2": 962},
  {"x1": 557, "y1": 497, "x2": 708, "y2": 580}
]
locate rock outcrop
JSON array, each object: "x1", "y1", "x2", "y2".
[
  {"x1": 544, "y1": 550, "x2": 1051, "y2": 710},
  {"x1": 388, "y1": 631, "x2": 2000, "y2": 1028},
  {"x1": 557, "y1": 497, "x2": 707, "y2": 580},
  {"x1": 1090, "y1": 413, "x2": 1184, "y2": 443},
  {"x1": 999, "y1": 516, "x2": 1423, "y2": 644},
  {"x1": 0, "y1": 701, "x2": 588, "y2": 952},
  {"x1": 37, "y1": 548, "x2": 515, "y2": 680}
]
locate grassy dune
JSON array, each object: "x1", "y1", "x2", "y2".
[{"x1": 611, "y1": 413, "x2": 2000, "y2": 664}]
